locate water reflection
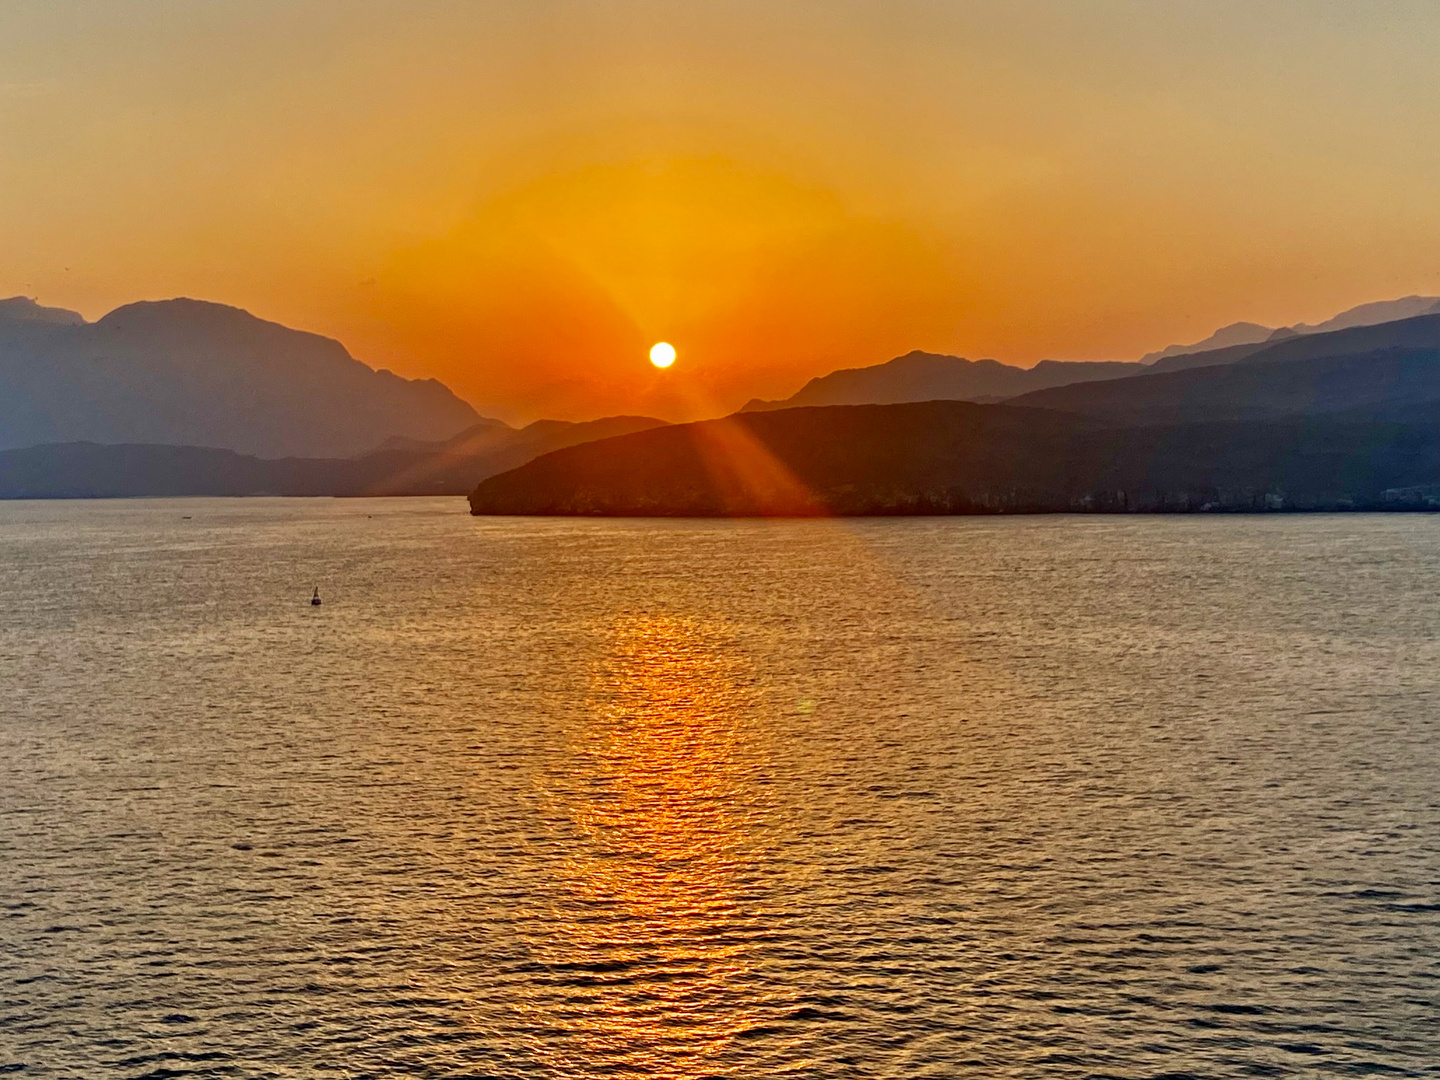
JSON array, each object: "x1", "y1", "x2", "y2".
[
  {"x1": 516, "y1": 614, "x2": 785, "y2": 1077},
  {"x1": 13, "y1": 506, "x2": 1438, "y2": 1076}
]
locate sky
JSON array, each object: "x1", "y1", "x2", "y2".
[{"x1": 3, "y1": 1, "x2": 1439, "y2": 422}]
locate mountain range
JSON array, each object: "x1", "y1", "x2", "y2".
[{"x1": 3, "y1": 291, "x2": 1438, "y2": 510}]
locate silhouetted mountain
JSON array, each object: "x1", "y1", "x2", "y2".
[
  {"x1": 740, "y1": 351, "x2": 1143, "y2": 411},
  {"x1": 1140, "y1": 321, "x2": 1275, "y2": 365},
  {"x1": 1292, "y1": 295, "x2": 1440, "y2": 335},
  {"x1": 1146, "y1": 298, "x2": 1440, "y2": 372},
  {"x1": 468, "y1": 400, "x2": 1439, "y2": 516},
  {"x1": 0, "y1": 296, "x2": 85, "y2": 325},
  {"x1": 0, "y1": 414, "x2": 668, "y2": 499},
  {"x1": 1007, "y1": 343, "x2": 1440, "y2": 425},
  {"x1": 0, "y1": 298, "x2": 480, "y2": 457}
]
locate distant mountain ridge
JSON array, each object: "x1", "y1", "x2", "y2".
[
  {"x1": 741, "y1": 351, "x2": 1144, "y2": 412},
  {"x1": 0, "y1": 296, "x2": 86, "y2": 325},
  {"x1": 741, "y1": 297, "x2": 1440, "y2": 416},
  {"x1": 0, "y1": 297, "x2": 481, "y2": 458},
  {"x1": 0, "y1": 414, "x2": 668, "y2": 499},
  {"x1": 1143, "y1": 295, "x2": 1440, "y2": 369},
  {"x1": 1139, "y1": 322, "x2": 1276, "y2": 365},
  {"x1": 1129, "y1": 310, "x2": 1440, "y2": 379}
]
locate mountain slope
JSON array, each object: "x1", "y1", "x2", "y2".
[
  {"x1": 0, "y1": 298, "x2": 480, "y2": 457},
  {"x1": 468, "y1": 401, "x2": 1439, "y2": 516},
  {"x1": 741, "y1": 350, "x2": 1143, "y2": 411}
]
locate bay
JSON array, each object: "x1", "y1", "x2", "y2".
[{"x1": 1, "y1": 498, "x2": 1437, "y2": 1077}]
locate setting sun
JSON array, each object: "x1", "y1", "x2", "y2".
[{"x1": 649, "y1": 342, "x2": 676, "y2": 368}]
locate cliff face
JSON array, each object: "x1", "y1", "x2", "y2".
[{"x1": 0, "y1": 298, "x2": 481, "y2": 458}]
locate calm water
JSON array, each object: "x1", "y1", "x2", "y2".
[{"x1": 1, "y1": 499, "x2": 1438, "y2": 1079}]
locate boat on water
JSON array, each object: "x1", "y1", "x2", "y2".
[{"x1": 311, "y1": 587, "x2": 321, "y2": 606}]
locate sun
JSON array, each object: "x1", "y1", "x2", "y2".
[{"x1": 649, "y1": 342, "x2": 676, "y2": 368}]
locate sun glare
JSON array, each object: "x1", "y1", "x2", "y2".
[{"x1": 650, "y1": 342, "x2": 676, "y2": 368}]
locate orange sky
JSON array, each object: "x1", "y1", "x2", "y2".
[{"x1": 3, "y1": 2, "x2": 1439, "y2": 422}]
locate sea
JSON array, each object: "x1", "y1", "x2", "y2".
[{"x1": 1, "y1": 497, "x2": 1437, "y2": 1078}]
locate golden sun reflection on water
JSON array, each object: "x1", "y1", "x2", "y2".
[{"x1": 514, "y1": 614, "x2": 793, "y2": 1078}]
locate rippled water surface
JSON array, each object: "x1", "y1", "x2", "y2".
[{"x1": 2, "y1": 498, "x2": 1438, "y2": 1078}]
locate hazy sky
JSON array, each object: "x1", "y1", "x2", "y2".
[{"x1": 3, "y1": 1, "x2": 1439, "y2": 421}]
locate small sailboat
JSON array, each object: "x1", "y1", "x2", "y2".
[{"x1": 311, "y1": 587, "x2": 322, "y2": 607}]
